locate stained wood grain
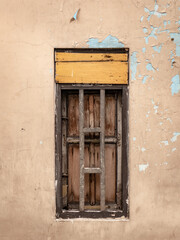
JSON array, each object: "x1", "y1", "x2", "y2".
[
  {"x1": 68, "y1": 94, "x2": 79, "y2": 136},
  {"x1": 55, "y1": 52, "x2": 128, "y2": 62},
  {"x1": 55, "y1": 61, "x2": 128, "y2": 84}
]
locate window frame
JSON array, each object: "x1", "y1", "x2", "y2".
[{"x1": 55, "y1": 49, "x2": 129, "y2": 219}]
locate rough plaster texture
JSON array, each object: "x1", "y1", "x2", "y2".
[{"x1": 0, "y1": 0, "x2": 180, "y2": 239}]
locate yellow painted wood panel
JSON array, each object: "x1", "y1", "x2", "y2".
[
  {"x1": 55, "y1": 61, "x2": 128, "y2": 84},
  {"x1": 55, "y1": 52, "x2": 128, "y2": 62}
]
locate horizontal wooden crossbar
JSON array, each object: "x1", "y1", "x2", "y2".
[
  {"x1": 83, "y1": 127, "x2": 101, "y2": 133},
  {"x1": 55, "y1": 52, "x2": 128, "y2": 62},
  {"x1": 83, "y1": 168, "x2": 102, "y2": 174},
  {"x1": 66, "y1": 137, "x2": 117, "y2": 144}
]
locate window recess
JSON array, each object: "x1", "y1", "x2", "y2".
[{"x1": 55, "y1": 49, "x2": 129, "y2": 219}]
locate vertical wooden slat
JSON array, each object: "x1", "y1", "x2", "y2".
[
  {"x1": 122, "y1": 87, "x2": 129, "y2": 217},
  {"x1": 62, "y1": 93, "x2": 68, "y2": 207},
  {"x1": 79, "y1": 89, "x2": 85, "y2": 211},
  {"x1": 62, "y1": 94, "x2": 67, "y2": 173},
  {"x1": 68, "y1": 144, "x2": 80, "y2": 203},
  {"x1": 100, "y1": 89, "x2": 105, "y2": 211},
  {"x1": 55, "y1": 84, "x2": 62, "y2": 216},
  {"x1": 117, "y1": 92, "x2": 122, "y2": 208},
  {"x1": 89, "y1": 95, "x2": 96, "y2": 205}
]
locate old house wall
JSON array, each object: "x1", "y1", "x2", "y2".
[{"x1": 0, "y1": 0, "x2": 179, "y2": 239}]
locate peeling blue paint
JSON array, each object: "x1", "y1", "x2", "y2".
[
  {"x1": 142, "y1": 75, "x2": 148, "y2": 84},
  {"x1": 163, "y1": 162, "x2": 168, "y2": 165},
  {"x1": 49, "y1": 68, "x2": 53, "y2": 75},
  {"x1": 146, "y1": 111, "x2": 150, "y2": 118},
  {"x1": 140, "y1": 16, "x2": 144, "y2": 22},
  {"x1": 143, "y1": 27, "x2": 148, "y2": 33},
  {"x1": 139, "y1": 163, "x2": 149, "y2": 172},
  {"x1": 170, "y1": 51, "x2": 175, "y2": 68},
  {"x1": 171, "y1": 75, "x2": 180, "y2": 95},
  {"x1": 153, "y1": 105, "x2": 158, "y2": 113},
  {"x1": 170, "y1": 33, "x2": 180, "y2": 56},
  {"x1": 144, "y1": 26, "x2": 157, "y2": 44},
  {"x1": 163, "y1": 20, "x2": 167, "y2": 27},
  {"x1": 151, "y1": 99, "x2": 158, "y2": 113},
  {"x1": 171, "y1": 58, "x2": 175, "y2": 68},
  {"x1": 141, "y1": 147, "x2": 146, "y2": 152},
  {"x1": 157, "y1": 27, "x2": 170, "y2": 34},
  {"x1": 164, "y1": 20, "x2": 170, "y2": 27},
  {"x1": 171, "y1": 132, "x2": 180, "y2": 142},
  {"x1": 133, "y1": 137, "x2": 136, "y2": 141},
  {"x1": 131, "y1": 52, "x2": 138, "y2": 81},
  {"x1": 73, "y1": 10, "x2": 79, "y2": 20},
  {"x1": 87, "y1": 35, "x2": 124, "y2": 48},
  {"x1": 167, "y1": 117, "x2": 172, "y2": 123},
  {"x1": 146, "y1": 63, "x2": 155, "y2": 71},
  {"x1": 144, "y1": 0, "x2": 166, "y2": 22},
  {"x1": 161, "y1": 141, "x2": 169, "y2": 146},
  {"x1": 142, "y1": 47, "x2": 146, "y2": 53},
  {"x1": 152, "y1": 44, "x2": 162, "y2": 53}
]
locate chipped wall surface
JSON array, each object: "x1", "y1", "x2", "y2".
[{"x1": 0, "y1": 0, "x2": 180, "y2": 239}]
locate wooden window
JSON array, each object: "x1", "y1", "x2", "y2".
[{"x1": 55, "y1": 49, "x2": 129, "y2": 218}]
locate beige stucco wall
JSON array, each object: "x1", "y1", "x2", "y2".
[{"x1": 0, "y1": 0, "x2": 180, "y2": 239}]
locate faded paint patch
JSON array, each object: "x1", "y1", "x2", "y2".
[
  {"x1": 144, "y1": 26, "x2": 158, "y2": 44},
  {"x1": 164, "y1": 20, "x2": 167, "y2": 27},
  {"x1": 143, "y1": 27, "x2": 148, "y2": 33},
  {"x1": 152, "y1": 44, "x2": 162, "y2": 53},
  {"x1": 151, "y1": 99, "x2": 158, "y2": 113},
  {"x1": 131, "y1": 52, "x2": 138, "y2": 81},
  {"x1": 146, "y1": 62, "x2": 155, "y2": 72},
  {"x1": 139, "y1": 163, "x2": 149, "y2": 172},
  {"x1": 146, "y1": 111, "x2": 150, "y2": 118},
  {"x1": 142, "y1": 75, "x2": 148, "y2": 84},
  {"x1": 171, "y1": 75, "x2": 180, "y2": 96},
  {"x1": 142, "y1": 47, "x2": 146, "y2": 53},
  {"x1": 161, "y1": 140, "x2": 169, "y2": 146},
  {"x1": 153, "y1": 105, "x2": 158, "y2": 113},
  {"x1": 49, "y1": 68, "x2": 53, "y2": 75},
  {"x1": 167, "y1": 118, "x2": 172, "y2": 124},
  {"x1": 141, "y1": 147, "x2": 146, "y2": 152},
  {"x1": 171, "y1": 132, "x2": 180, "y2": 142},
  {"x1": 170, "y1": 33, "x2": 180, "y2": 56},
  {"x1": 172, "y1": 148, "x2": 176, "y2": 152},
  {"x1": 87, "y1": 35, "x2": 124, "y2": 48},
  {"x1": 140, "y1": 16, "x2": 144, "y2": 22},
  {"x1": 133, "y1": 137, "x2": 136, "y2": 141}
]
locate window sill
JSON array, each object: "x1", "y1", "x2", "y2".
[{"x1": 55, "y1": 216, "x2": 129, "y2": 222}]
